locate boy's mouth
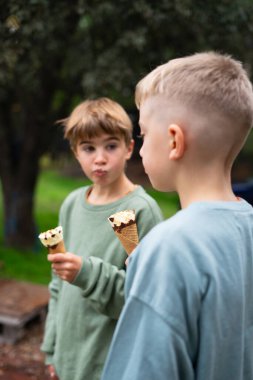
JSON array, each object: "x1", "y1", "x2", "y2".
[{"x1": 93, "y1": 169, "x2": 107, "y2": 177}]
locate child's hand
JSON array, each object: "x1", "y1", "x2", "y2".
[
  {"x1": 46, "y1": 364, "x2": 59, "y2": 379},
  {"x1": 48, "y1": 252, "x2": 82, "y2": 283}
]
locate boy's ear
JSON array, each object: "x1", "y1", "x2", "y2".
[
  {"x1": 126, "y1": 139, "x2": 135, "y2": 160},
  {"x1": 168, "y1": 124, "x2": 185, "y2": 160}
]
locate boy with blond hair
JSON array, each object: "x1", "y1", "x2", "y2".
[
  {"x1": 101, "y1": 53, "x2": 253, "y2": 380},
  {"x1": 41, "y1": 97, "x2": 163, "y2": 380}
]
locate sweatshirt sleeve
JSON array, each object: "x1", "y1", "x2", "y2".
[
  {"x1": 71, "y1": 197, "x2": 163, "y2": 320},
  {"x1": 101, "y1": 296, "x2": 194, "y2": 380},
  {"x1": 72, "y1": 256, "x2": 125, "y2": 319},
  {"x1": 102, "y1": 217, "x2": 205, "y2": 380},
  {"x1": 40, "y1": 273, "x2": 62, "y2": 362},
  {"x1": 136, "y1": 197, "x2": 163, "y2": 241}
]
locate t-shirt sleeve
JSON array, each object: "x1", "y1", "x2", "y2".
[{"x1": 101, "y1": 296, "x2": 194, "y2": 380}]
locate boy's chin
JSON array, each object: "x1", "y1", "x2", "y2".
[{"x1": 149, "y1": 178, "x2": 175, "y2": 193}]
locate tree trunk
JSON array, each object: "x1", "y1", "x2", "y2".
[
  {"x1": 2, "y1": 176, "x2": 38, "y2": 249},
  {"x1": 0, "y1": 101, "x2": 41, "y2": 249}
]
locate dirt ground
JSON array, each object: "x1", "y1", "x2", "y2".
[{"x1": 0, "y1": 319, "x2": 48, "y2": 380}]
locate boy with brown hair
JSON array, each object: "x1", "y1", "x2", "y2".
[
  {"x1": 101, "y1": 52, "x2": 253, "y2": 380},
  {"x1": 40, "y1": 97, "x2": 163, "y2": 380}
]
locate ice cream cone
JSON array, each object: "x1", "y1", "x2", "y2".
[
  {"x1": 38, "y1": 226, "x2": 66, "y2": 254},
  {"x1": 108, "y1": 210, "x2": 139, "y2": 255},
  {"x1": 48, "y1": 239, "x2": 66, "y2": 254}
]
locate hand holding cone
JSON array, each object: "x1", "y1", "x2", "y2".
[
  {"x1": 38, "y1": 226, "x2": 66, "y2": 254},
  {"x1": 108, "y1": 210, "x2": 139, "y2": 255}
]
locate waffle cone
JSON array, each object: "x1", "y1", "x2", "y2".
[
  {"x1": 115, "y1": 223, "x2": 139, "y2": 255},
  {"x1": 48, "y1": 240, "x2": 66, "y2": 254}
]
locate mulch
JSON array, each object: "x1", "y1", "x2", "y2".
[{"x1": 0, "y1": 319, "x2": 48, "y2": 380}]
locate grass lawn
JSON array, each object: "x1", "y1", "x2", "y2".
[{"x1": 0, "y1": 169, "x2": 179, "y2": 284}]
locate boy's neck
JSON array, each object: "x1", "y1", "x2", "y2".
[
  {"x1": 180, "y1": 189, "x2": 238, "y2": 209},
  {"x1": 87, "y1": 175, "x2": 136, "y2": 205},
  {"x1": 177, "y1": 166, "x2": 238, "y2": 209}
]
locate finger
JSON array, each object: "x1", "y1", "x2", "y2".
[
  {"x1": 54, "y1": 266, "x2": 73, "y2": 275},
  {"x1": 52, "y1": 262, "x2": 73, "y2": 271},
  {"x1": 55, "y1": 267, "x2": 77, "y2": 281},
  {"x1": 48, "y1": 253, "x2": 66, "y2": 262},
  {"x1": 52, "y1": 263, "x2": 64, "y2": 270}
]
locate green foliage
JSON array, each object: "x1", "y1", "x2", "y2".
[
  {"x1": 2, "y1": 0, "x2": 253, "y2": 109},
  {"x1": 70, "y1": 0, "x2": 253, "y2": 105},
  {"x1": 0, "y1": 248, "x2": 51, "y2": 285},
  {"x1": 35, "y1": 170, "x2": 89, "y2": 233}
]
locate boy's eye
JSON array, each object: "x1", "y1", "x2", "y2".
[
  {"x1": 137, "y1": 134, "x2": 145, "y2": 140},
  {"x1": 82, "y1": 145, "x2": 95, "y2": 152},
  {"x1": 106, "y1": 143, "x2": 118, "y2": 151}
]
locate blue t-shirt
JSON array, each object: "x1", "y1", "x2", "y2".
[{"x1": 102, "y1": 200, "x2": 253, "y2": 380}]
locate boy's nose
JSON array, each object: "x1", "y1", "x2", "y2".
[{"x1": 94, "y1": 150, "x2": 106, "y2": 164}]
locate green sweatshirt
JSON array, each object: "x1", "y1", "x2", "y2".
[{"x1": 41, "y1": 185, "x2": 163, "y2": 380}]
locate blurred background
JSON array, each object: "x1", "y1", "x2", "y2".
[
  {"x1": 1, "y1": 1, "x2": 253, "y2": 377},
  {"x1": 0, "y1": 0, "x2": 253, "y2": 284}
]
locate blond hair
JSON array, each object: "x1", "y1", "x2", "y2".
[
  {"x1": 135, "y1": 52, "x2": 253, "y2": 135},
  {"x1": 61, "y1": 98, "x2": 133, "y2": 150}
]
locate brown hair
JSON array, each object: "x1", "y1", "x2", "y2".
[
  {"x1": 61, "y1": 97, "x2": 133, "y2": 150},
  {"x1": 135, "y1": 52, "x2": 253, "y2": 135}
]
